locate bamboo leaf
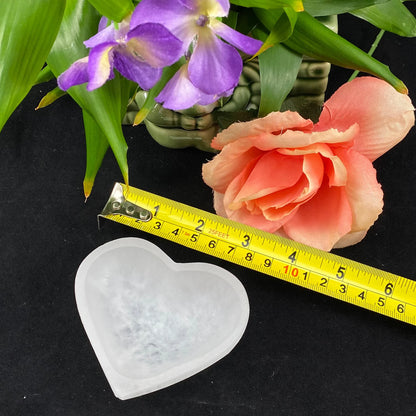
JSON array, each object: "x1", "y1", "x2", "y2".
[
  {"x1": 351, "y1": 0, "x2": 416, "y2": 37},
  {"x1": 34, "y1": 66, "x2": 55, "y2": 86},
  {"x1": 348, "y1": 29, "x2": 386, "y2": 81},
  {"x1": 82, "y1": 110, "x2": 109, "y2": 199},
  {"x1": 87, "y1": 0, "x2": 134, "y2": 22},
  {"x1": 253, "y1": 7, "x2": 298, "y2": 57},
  {"x1": 231, "y1": 0, "x2": 304, "y2": 11},
  {"x1": 282, "y1": 12, "x2": 407, "y2": 93},
  {"x1": 36, "y1": 87, "x2": 67, "y2": 109},
  {"x1": 232, "y1": 7, "x2": 262, "y2": 37},
  {"x1": 47, "y1": 0, "x2": 134, "y2": 188},
  {"x1": 258, "y1": 44, "x2": 302, "y2": 116},
  {"x1": 0, "y1": 0, "x2": 65, "y2": 132},
  {"x1": 303, "y1": 0, "x2": 390, "y2": 16},
  {"x1": 133, "y1": 61, "x2": 183, "y2": 126}
]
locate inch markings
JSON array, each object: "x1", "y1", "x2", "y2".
[{"x1": 101, "y1": 183, "x2": 416, "y2": 326}]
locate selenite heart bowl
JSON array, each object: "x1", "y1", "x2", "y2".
[{"x1": 75, "y1": 237, "x2": 250, "y2": 399}]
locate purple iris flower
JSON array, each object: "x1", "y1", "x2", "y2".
[
  {"x1": 58, "y1": 17, "x2": 183, "y2": 92},
  {"x1": 156, "y1": 62, "x2": 234, "y2": 110},
  {"x1": 131, "y1": 0, "x2": 263, "y2": 110}
]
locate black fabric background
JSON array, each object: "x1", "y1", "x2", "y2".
[{"x1": 1, "y1": 10, "x2": 416, "y2": 416}]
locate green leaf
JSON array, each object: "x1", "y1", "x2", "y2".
[
  {"x1": 223, "y1": 9, "x2": 239, "y2": 30},
  {"x1": 82, "y1": 110, "x2": 109, "y2": 199},
  {"x1": 231, "y1": 0, "x2": 304, "y2": 12},
  {"x1": 258, "y1": 44, "x2": 303, "y2": 116},
  {"x1": 36, "y1": 87, "x2": 67, "y2": 110},
  {"x1": 34, "y1": 66, "x2": 55, "y2": 86},
  {"x1": 351, "y1": 0, "x2": 416, "y2": 37},
  {"x1": 283, "y1": 12, "x2": 407, "y2": 93},
  {"x1": 87, "y1": 0, "x2": 134, "y2": 22},
  {"x1": 253, "y1": 7, "x2": 298, "y2": 57},
  {"x1": 303, "y1": 0, "x2": 390, "y2": 16},
  {"x1": 0, "y1": 0, "x2": 65, "y2": 132},
  {"x1": 232, "y1": 7, "x2": 262, "y2": 36},
  {"x1": 133, "y1": 60, "x2": 183, "y2": 126},
  {"x1": 47, "y1": 0, "x2": 134, "y2": 188},
  {"x1": 348, "y1": 29, "x2": 386, "y2": 81}
]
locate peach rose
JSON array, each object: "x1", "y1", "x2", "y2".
[{"x1": 202, "y1": 77, "x2": 415, "y2": 251}]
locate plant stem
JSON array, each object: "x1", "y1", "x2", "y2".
[{"x1": 348, "y1": 29, "x2": 385, "y2": 81}]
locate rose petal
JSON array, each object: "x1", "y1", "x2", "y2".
[
  {"x1": 316, "y1": 76, "x2": 415, "y2": 161},
  {"x1": 284, "y1": 180, "x2": 353, "y2": 251},
  {"x1": 219, "y1": 154, "x2": 301, "y2": 228},
  {"x1": 223, "y1": 155, "x2": 260, "y2": 211},
  {"x1": 333, "y1": 147, "x2": 383, "y2": 248},
  {"x1": 296, "y1": 153, "x2": 324, "y2": 202},
  {"x1": 210, "y1": 20, "x2": 262, "y2": 55},
  {"x1": 188, "y1": 27, "x2": 242, "y2": 95},
  {"x1": 216, "y1": 189, "x2": 286, "y2": 233},
  {"x1": 212, "y1": 111, "x2": 313, "y2": 150},
  {"x1": 253, "y1": 128, "x2": 358, "y2": 151},
  {"x1": 279, "y1": 144, "x2": 348, "y2": 187},
  {"x1": 333, "y1": 231, "x2": 367, "y2": 249},
  {"x1": 257, "y1": 154, "x2": 325, "y2": 221},
  {"x1": 223, "y1": 166, "x2": 288, "y2": 232},
  {"x1": 233, "y1": 151, "x2": 304, "y2": 201},
  {"x1": 258, "y1": 177, "x2": 308, "y2": 217},
  {"x1": 57, "y1": 57, "x2": 89, "y2": 91},
  {"x1": 213, "y1": 191, "x2": 227, "y2": 217},
  {"x1": 212, "y1": 120, "x2": 358, "y2": 160},
  {"x1": 202, "y1": 147, "x2": 264, "y2": 193}
]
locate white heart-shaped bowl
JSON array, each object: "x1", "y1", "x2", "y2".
[{"x1": 75, "y1": 238, "x2": 249, "y2": 399}]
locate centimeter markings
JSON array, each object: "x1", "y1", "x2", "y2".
[{"x1": 102, "y1": 183, "x2": 416, "y2": 326}]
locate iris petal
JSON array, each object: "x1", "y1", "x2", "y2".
[
  {"x1": 156, "y1": 64, "x2": 217, "y2": 110},
  {"x1": 87, "y1": 42, "x2": 117, "y2": 91},
  {"x1": 211, "y1": 20, "x2": 262, "y2": 55},
  {"x1": 131, "y1": 0, "x2": 196, "y2": 50},
  {"x1": 98, "y1": 16, "x2": 109, "y2": 32},
  {"x1": 189, "y1": 27, "x2": 242, "y2": 95},
  {"x1": 179, "y1": 0, "x2": 229, "y2": 16},
  {"x1": 178, "y1": 0, "x2": 198, "y2": 11},
  {"x1": 127, "y1": 23, "x2": 183, "y2": 68},
  {"x1": 208, "y1": 0, "x2": 230, "y2": 16},
  {"x1": 132, "y1": 0, "x2": 189, "y2": 25},
  {"x1": 84, "y1": 24, "x2": 117, "y2": 48},
  {"x1": 57, "y1": 57, "x2": 89, "y2": 90},
  {"x1": 114, "y1": 51, "x2": 162, "y2": 90}
]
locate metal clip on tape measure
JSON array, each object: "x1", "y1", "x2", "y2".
[{"x1": 100, "y1": 182, "x2": 416, "y2": 326}]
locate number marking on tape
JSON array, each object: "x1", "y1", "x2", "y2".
[{"x1": 100, "y1": 183, "x2": 416, "y2": 326}]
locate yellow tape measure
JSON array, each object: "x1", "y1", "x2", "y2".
[{"x1": 100, "y1": 182, "x2": 416, "y2": 326}]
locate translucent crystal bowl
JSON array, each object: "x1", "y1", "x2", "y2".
[{"x1": 75, "y1": 238, "x2": 250, "y2": 399}]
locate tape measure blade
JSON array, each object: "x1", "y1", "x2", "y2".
[{"x1": 101, "y1": 183, "x2": 416, "y2": 326}]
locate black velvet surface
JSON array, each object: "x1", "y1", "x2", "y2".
[{"x1": 1, "y1": 12, "x2": 416, "y2": 416}]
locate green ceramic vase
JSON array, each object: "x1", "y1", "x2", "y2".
[{"x1": 124, "y1": 16, "x2": 338, "y2": 152}]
